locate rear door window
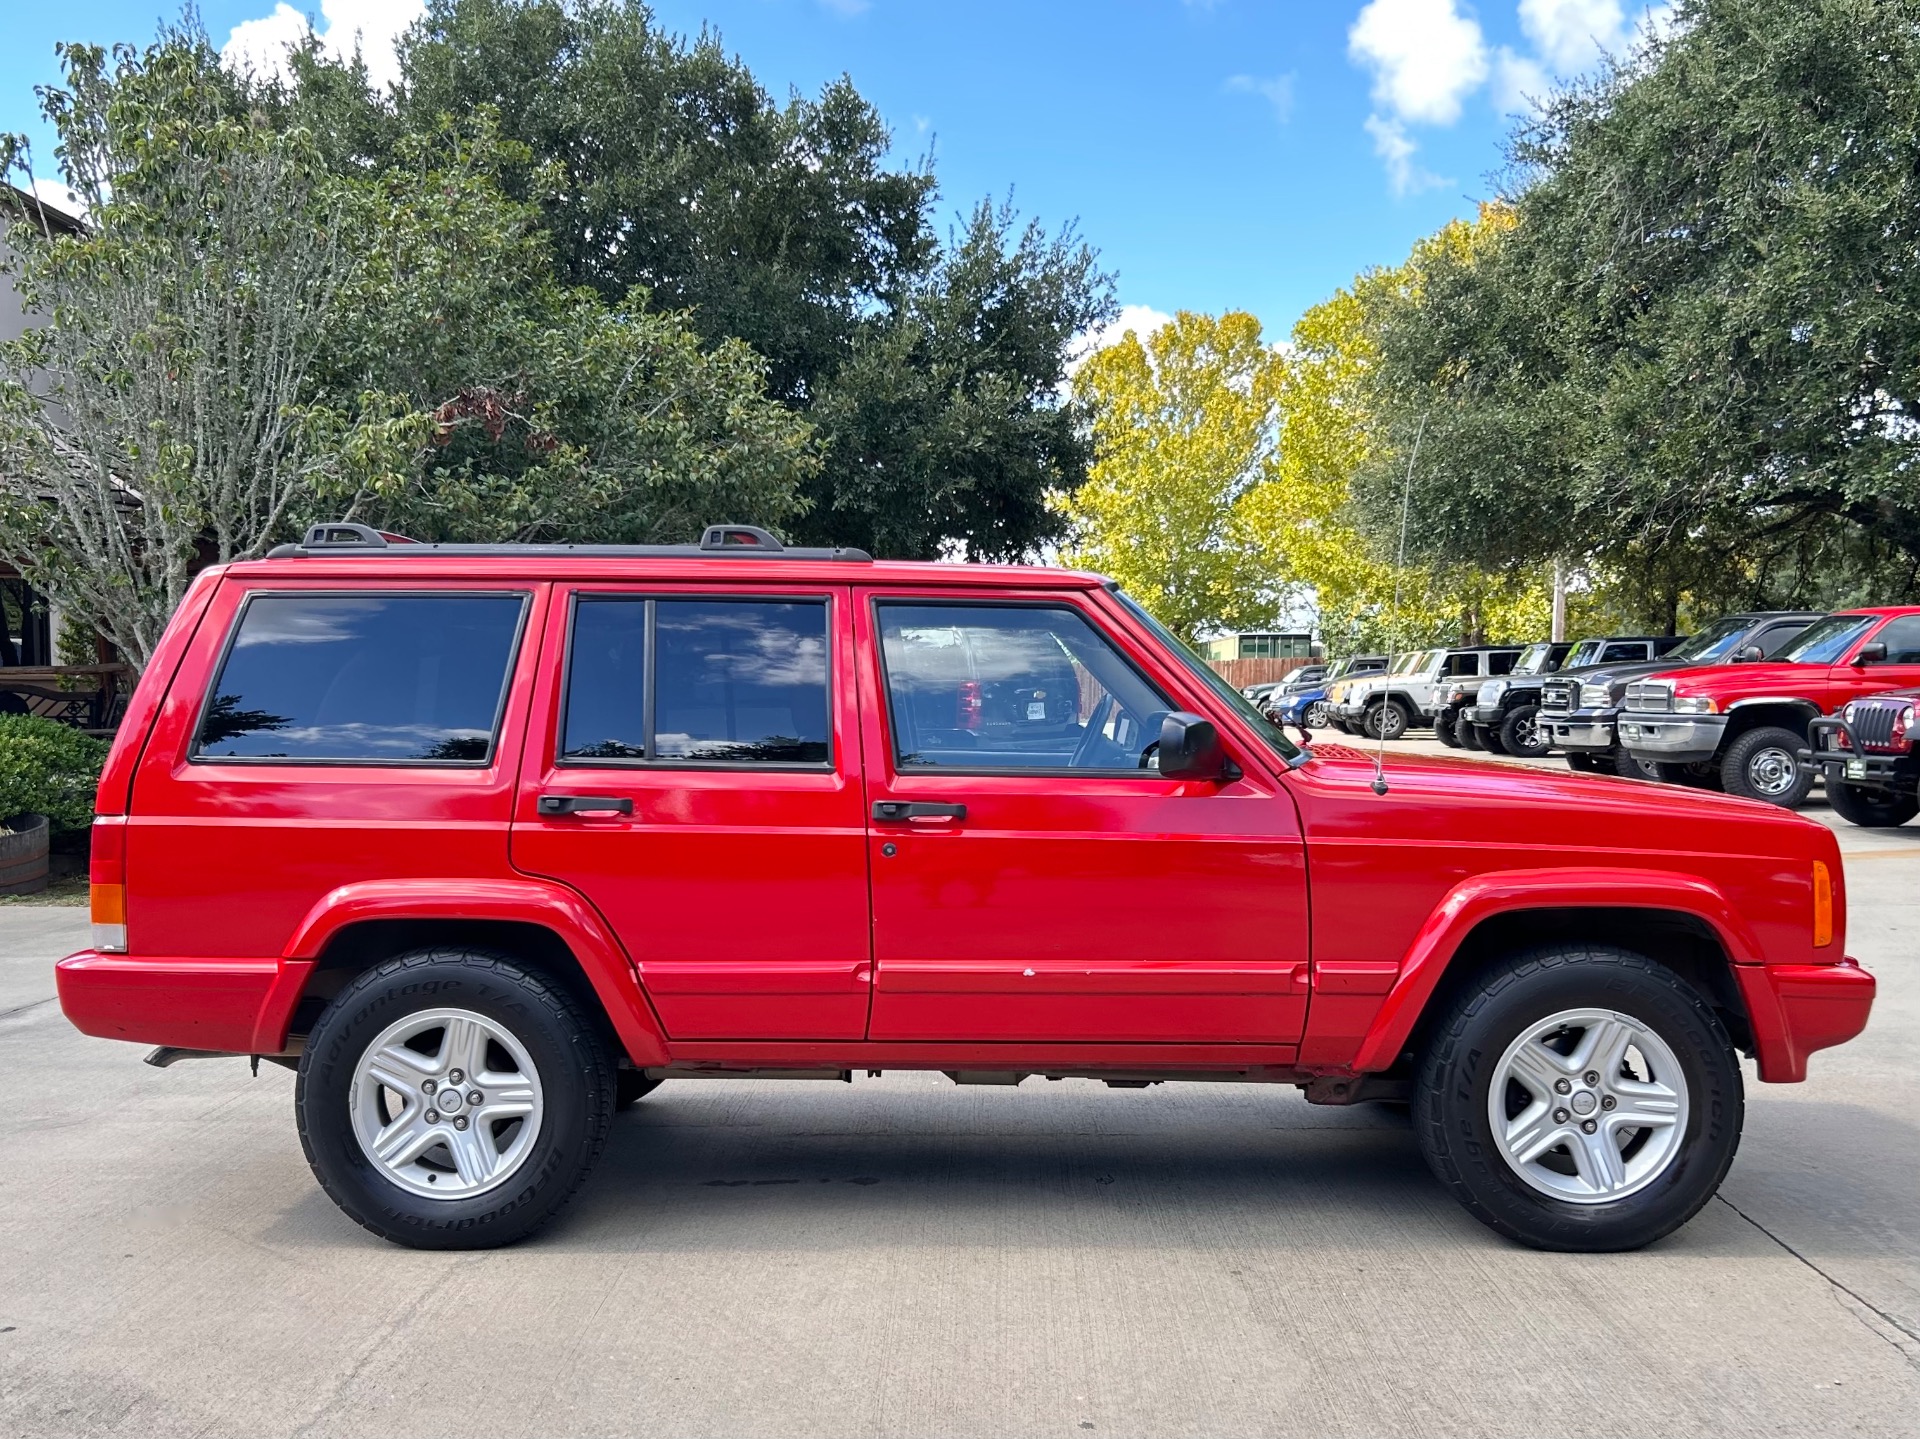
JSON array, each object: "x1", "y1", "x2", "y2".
[
  {"x1": 876, "y1": 602, "x2": 1171, "y2": 771},
  {"x1": 562, "y1": 597, "x2": 831, "y2": 765},
  {"x1": 194, "y1": 592, "x2": 528, "y2": 764},
  {"x1": 1601, "y1": 643, "x2": 1647, "y2": 662}
]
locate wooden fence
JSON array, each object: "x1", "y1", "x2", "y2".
[{"x1": 1206, "y1": 657, "x2": 1315, "y2": 690}]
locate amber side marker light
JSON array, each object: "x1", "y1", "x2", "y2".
[
  {"x1": 90, "y1": 815, "x2": 128, "y2": 953},
  {"x1": 1812, "y1": 860, "x2": 1834, "y2": 949}
]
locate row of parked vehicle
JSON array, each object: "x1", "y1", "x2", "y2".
[{"x1": 1244, "y1": 605, "x2": 1920, "y2": 826}]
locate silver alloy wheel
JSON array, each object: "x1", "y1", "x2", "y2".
[
  {"x1": 350, "y1": 1007, "x2": 545, "y2": 1199},
  {"x1": 1304, "y1": 702, "x2": 1328, "y2": 728},
  {"x1": 1512, "y1": 714, "x2": 1537, "y2": 749},
  {"x1": 1487, "y1": 1007, "x2": 1689, "y2": 1205},
  {"x1": 1746, "y1": 745, "x2": 1800, "y2": 797}
]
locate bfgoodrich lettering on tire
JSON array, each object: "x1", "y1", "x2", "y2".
[
  {"x1": 1414, "y1": 945, "x2": 1743, "y2": 1252},
  {"x1": 297, "y1": 949, "x2": 616, "y2": 1249}
]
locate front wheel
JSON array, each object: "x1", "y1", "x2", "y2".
[
  {"x1": 1613, "y1": 748, "x2": 1659, "y2": 780},
  {"x1": 1459, "y1": 720, "x2": 1486, "y2": 751},
  {"x1": 1565, "y1": 752, "x2": 1601, "y2": 774},
  {"x1": 1499, "y1": 703, "x2": 1550, "y2": 757},
  {"x1": 297, "y1": 949, "x2": 617, "y2": 1249},
  {"x1": 1303, "y1": 701, "x2": 1329, "y2": 729},
  {"x1": 1720, "y1": 725, "x2": 1815, "y2": 807},
  {"x1": 1415, "y1": 946, "x2": 1742, "y2": 1252},
  {"x1": 1435, "y1": 711, "x2": 1462, "y2": 748},
  {"x1": 1367, "y1": 700, "x2": 1410, "y2": 741},
  {"x1": 1826, "y1": 779, "x2": 1920, "y2": 828},
  {"x1": 1481, "y1": 723, "x2": 1510, "y2": 755}
]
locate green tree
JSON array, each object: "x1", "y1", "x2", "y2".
[{"x1": 1361, "y1": 0, "x2": 1920, "y2": 621}]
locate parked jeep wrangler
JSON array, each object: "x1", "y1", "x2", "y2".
[
  {"x1": 1445, "y1": 642, "x2": 1570, "y2": 751},
  {"x1": 1621, "y1": 608, "x2": 1920, "y2": 807},
  {"x1": 1331, "y1": 645, "x2": 1523, "y2": 741},
  {"x1": 57, "y1": 523, "x2": 1874, "y2": 1253},
  {"x1": 1800, "y1": 691, "x2": 1920, "y2": 828},
  {"x1": 1541, "y1": 613, "x2": 1821, "y2": 781},
  {"x1": 1467, "y1": 636, "x2": 1686, "y2": 757}
]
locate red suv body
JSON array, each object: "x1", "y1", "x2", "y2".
[{"x1": 56, "y1": 527, "x2": 1875, "y2": 1252}]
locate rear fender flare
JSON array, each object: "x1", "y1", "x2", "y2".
[
  {"x1": 266, "y1": 878, "x2": 670, "y2": 1065},
  {"x1": 1350, "y1": 868, "x2": 1764, "y2": 1073}
]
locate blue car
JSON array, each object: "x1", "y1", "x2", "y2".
[{"x1": 1270, "y1": 655, "x2": 1388, "y2": 729}]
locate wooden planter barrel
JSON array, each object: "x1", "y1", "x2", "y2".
[{"x1": 0, "y1": 813, "x2": 50, "y2": 896}]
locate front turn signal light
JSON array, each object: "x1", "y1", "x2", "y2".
[{"x1": 1812, "y1": 861, "x2": 1833, "y2": 948}]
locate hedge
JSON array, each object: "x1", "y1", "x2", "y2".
[{"x1": 0, "y1": 715, "x2": 112, "y2": 832}]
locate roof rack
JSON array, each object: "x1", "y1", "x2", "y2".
[{"x1": 265, "y1": 522, "x2": 873, "y2": 563}]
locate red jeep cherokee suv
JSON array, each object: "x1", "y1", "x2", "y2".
[{"x1": 56, "y1": 524, "x2": 1875, "y2": 1252}]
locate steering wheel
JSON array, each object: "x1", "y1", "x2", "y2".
[{"x1": 1069, "y1": 693, "x2": 1118, "y2": 768}]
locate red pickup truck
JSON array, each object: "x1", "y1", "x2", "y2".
[
  {"x1": 1618, "y1": 607, "x2": 1920, "y2": 806},
  {"x1": 56, "y1": 525, "x2": 1874, "y2": 1253}
]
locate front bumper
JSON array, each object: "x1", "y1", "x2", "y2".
[
  {"x1": 1733, "y1": 956, "x2": 1876, "y2": 1083},
  {"x1": 1465, "y1": 704, "x2": 1504, "y2": 727},
  {"x1": 1617, "y1": 711, "x2": 1728, "y2": 762},
  {"x1": 1800, "y1": 717, "x2": 1918, "y2": 791},
  {"x1": 1540, "y1": 714, "x2": 1616, "y2": 750}
]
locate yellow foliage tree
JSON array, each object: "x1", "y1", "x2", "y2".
[{"x1": 1061, "y1": 311, "x2": 1295, "y2": 641}]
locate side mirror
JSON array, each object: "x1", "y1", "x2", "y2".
[
  {"x1": 1735, "y1": 644, "x2": 1765, "y2": 662},
  {"x1": 1153, "y1": 711, "x2": 1232, "y2": 780},
  {"x1": 1855, "y1": 642, "x2": 1888, "y2": 666}
]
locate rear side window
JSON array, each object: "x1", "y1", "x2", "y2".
[
  {"x1": 1445, "y1": 653, "x2": 1480, "y2": 677},
  {"x1": 195, "y1": 592, "x2": 528, "y2": 764},
  {"x1": 562, "y1": 597, "x2": 830, "y2": 765},
  {"x1": 1601, "y1": 643, "x2": 1646, "y2": 662},
  {"x1": 1486, "y1": 651, "x2": 1518, "y2": 675}
]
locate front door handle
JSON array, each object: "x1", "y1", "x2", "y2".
[
  {"x1": 538, "y1": 793, "x2": 635, "y2": 816},
  {"x1": 871, "y1": 801, "x2": 967, "y2": 824}
]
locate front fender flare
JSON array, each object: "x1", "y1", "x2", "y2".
[
  {"x1": 1349, "y1": 867, "x2": 1763, "y2": 1074},
  {"x1": 263, "y1": 877, "x2": 670, "y2": 1065}
]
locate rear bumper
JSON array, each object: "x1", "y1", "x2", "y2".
[
  {"x1": 1618, "y1": 712, "x2": 1727, "y2": 762},
  {"x1": 56, "y1": 951, "x2": 313, "y2": 1055},
  {"x1": 1735, "y1": 957, "x2": 1876, "y2": 1083}
]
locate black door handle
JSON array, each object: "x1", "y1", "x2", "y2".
[
  {"x1": 538, "y1": 794, "x2": 635, "y2": 816},
  {"x1": 871, "y1": 801, "x2": 967, "y2": 823}
]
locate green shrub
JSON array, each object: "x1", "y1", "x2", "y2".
[{"x1": 0, "y1": 715, "x2": 112, "y2": 832}]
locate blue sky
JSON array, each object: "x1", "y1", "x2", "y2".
[{"x1": 1, "y1": 0, "x2": 1665, "y2": 341}]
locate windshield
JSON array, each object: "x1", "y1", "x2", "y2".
[
  {"x1": 1563, "y1": 640, "x2": 1603, "y2": 669},
  {"x1": 1389, "y1": 650, "x2": 1424, "y2": 674},
  {"x1": 1782, "y1": 614, "x2": 1877, "y2": 665},
  {"x1": 1114, "y1": 591, "x2": 1301, "y2": 763},
  {"x1": 1665, "y1": 617, "x2": 1751, "y2": 664},
  {"x1": 1512, "y1": 642, "x2": 1557, "y2": 676}
]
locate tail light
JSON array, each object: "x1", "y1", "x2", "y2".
[
  {"x1": 957, "y1": 680, "x2": 982, "y2": 731},
  {"x1": 89, "y1": 815, "x2": 127, "y2": 953},
  {"x1": 1812, "y1": 861, "x2": 1833, "y2": 949}
]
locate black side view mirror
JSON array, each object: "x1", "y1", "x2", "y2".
[
  {"x1": 1855, "y1": 642, "x2": 1888, "y2": 666},
  {"x1": 1151, "y1": 711, "x2": 1235, "y2": 780},
  {"x1": 1734, "y1": 644, "x2": 1765, "y2": 662}
]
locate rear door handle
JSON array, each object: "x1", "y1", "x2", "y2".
[
  {"x1": 537, "y1": 794, "x2": 635, "y2": 816},
  {"x1": 871, "y1": 801, "x2": 967, "y2": 824}
]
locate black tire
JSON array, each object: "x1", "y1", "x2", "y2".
[
  {"x1": 1565, "y1": 752, "x2": 1601, "y2": 773},
  {"x1": 297, "y1": 949, "x2": 617, "y2": 1250},
  {"x1": 1303, "y1": 701, "x2": 1329, "y2": 729},
  {"x1": 1613, "y1": 748, "x2": 1659, "y2": 780},
  {"x1": 1499, "y1": 703, "x2": 1550, "y2": 758},
  {"x1": 1459, "y1": 720, "x2": 1486, "y2": 751},
  {"x1": 1652, "y1": 760, "x2": 1722, "y2": 790},
  {"x1": 1435, "y1": 711, "x2": 1462, "y2": 748},
  {"x1": 1720, "y1": 725, "x2": 1815, "y2": 808},
  {"x1": 1367, "y1": 699, "x2": 1410, "y2": 741},
  {"x1": 1414, "y1": 945, "x2": 1743, "y2": 1252},
  {"x1": 1826, "y1": 780, "x2": 1920, "y2": 828},
  {"x1": 1480, "y1": 723, "x2": 1509, "y2": 755},
  {"x1": 616, "y1": 1070, "x2": 665, "y2": 1110}
]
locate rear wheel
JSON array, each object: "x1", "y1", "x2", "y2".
[
  {"x1": 1499, "y1": 703, "x2": 1550, "y2": 758},
  {"x1": 616, "y1": 1071, "x2": 664, "y2": 1110},
  {"x1": 1720, "y1": 726, "x2": 1815, "y2": 808},
  {"x1": 1415, "y1": 946, "x2": 1742, "y2": 1252},
  {"x1": 297, "y1": 949, "x2": 616, "y2": 1249},
  {"x1": 1826, "y1": 780, "x2": 1920, "y2": 828}
]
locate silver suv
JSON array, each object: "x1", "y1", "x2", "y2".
[{"x1": 1331, "y1": 645, "x2": 1524, "y2": 741}]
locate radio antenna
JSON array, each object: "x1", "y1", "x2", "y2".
[{"x1": 1372, "y1": 412, "x2": 1428, "y2": 796}]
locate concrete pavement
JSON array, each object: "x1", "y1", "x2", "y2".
[{"x1": 1, "y1": 755, "x2": 1916, "y2": 1437}]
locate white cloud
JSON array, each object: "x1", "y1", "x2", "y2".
[
  {"x1": 1067, "y1": 304, "x2": 1173, "y2": 376},
  {"x1": 1491, "y1": 46, "x2": 1552, "y2": 113},
  {"x1": 221, "y1": 0, "x2": 426, "y2": 92},
  {"x1": 1225, "y1": 72, "x2": 1297, "y2": 124},
  {"x1": 1365, "y1": 115, "x2": 1448, "y2": 197},
  {"x1": 29, "y1": 176, "x2": 86, "y2": 219},
  {"x1": 1348, "y1": 0, "x2": 1489, "y2": 126},
  {"x1": 1518, "y1": 0, "x2": 1626, "y2": 72}
]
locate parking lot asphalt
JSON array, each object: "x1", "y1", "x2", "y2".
[{"x1": 2, "y1": 742, "x2": 1916, "y2": 1438}]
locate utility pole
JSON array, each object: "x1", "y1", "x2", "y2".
[{"x1": 1550, "y1": 559, "x2": 1567, "y2": 642}]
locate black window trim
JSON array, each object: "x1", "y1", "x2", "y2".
[
  {"x1": 188, "y1": 587, "x2": 533, "y2": 769},
  {"x1": 555, "y1": 589, "x2": 837, "y2": 773},
  {"x1": 870, "y1": 594, "x2": 1180, "y2": 780}
]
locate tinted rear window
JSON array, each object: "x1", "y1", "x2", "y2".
[
  {"x1": 562, "y1": 597, "x2": 831, "y2": 765},
  {"x1": 195, "y1": 593, "x2": 527, "y2": 763}
]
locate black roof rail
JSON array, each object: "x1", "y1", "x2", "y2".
[{"x1": 265, "y1": 522, "x2": 873, "y2": 563}]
